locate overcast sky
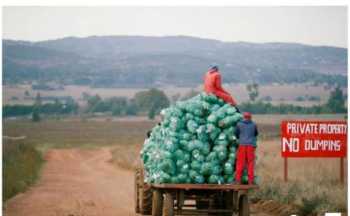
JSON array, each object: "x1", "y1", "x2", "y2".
[{"x1": 3, "y1": 6, "x2": 348, "y2": 47}]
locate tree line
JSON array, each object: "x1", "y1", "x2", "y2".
[{"x1": 3, "y1": 86, "x2": 347, "y2": 121}]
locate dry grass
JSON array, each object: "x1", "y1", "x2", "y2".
[
  {"x1": 253, "y1": 139, "x2": 347, "y2": 213},
  {"x1": 3, "y1": 118, "x2": 156, "y2": 153}
]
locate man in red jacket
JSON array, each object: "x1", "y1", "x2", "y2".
[{"x1": 204, "y1": 65, "x2": 237, "y2": 106}]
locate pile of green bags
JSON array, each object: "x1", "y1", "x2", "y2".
[{"x1": 141, "y1": 93, "x2": 258, "y2": 184}]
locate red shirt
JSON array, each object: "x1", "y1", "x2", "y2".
[{"x1": 203, "y1": 69, "x2": 237, "y2": 106}]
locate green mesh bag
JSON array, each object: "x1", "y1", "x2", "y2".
[
  {"x1": 192, "y1": 149, "x2": 205, "y2": 162},
  {"x1": 209, "y1": 128, "x2": 221, "y2": 141},
  {"x1": 179, "y1": 163, "x2": 190, "y2": 174},
  {"x1": 183, "y1": 152, "x2": 191, "y2": 162},
  {"x1": 218, "y1": 116, "x2": 236, "y2": 128},
  {"x1": 164, "y1": 139, "x2": 178, "y2": 153},
  {"x1": 207, "y1": 114, "x2": 218, "y2": 124},
  {"x1": 225, "y1": 175, "x2": 235, "y2": 183},
  {"x1": 141, "y1": 92, "x2": 259, "y2": 184},
  {"x1": 191, "y1": 160, "x2": 202, "y2": 172},
  {"x1": 160, "y1": 159, "x2": 176, "y2": 175},
  {"x1": 159, "y1": 172, "x2": 171, "y2": 183},
  {"x1": 187, "y1": 119, "x2": 199, "y2": 133},
  {"x1": 211, "y1": 164, "x2": 222, "y2": 175},
  {"x1": 206, "y1": 152, "x2": 218, "y2": 162},
  {"x1": 201, "y1": 101, "x2": 211, "y2": 111},
  {"x1": 223, "y1": 127, "x2": 235, "y2": 141},
  {"x1": 208, "y1": 175, "x2": 220, "y2": 184},
  {"x1": 196, "y1": 125, "x2": 209, "y2": 142},
  {"x1": 176, "y1": 159, "x2": 185, "y2": 168},
  {"x1": 224, "y1": 162, "x2": 234, "y2": 175},
  {"x1": 185, "y1": 113, "x2": 194, "y2": 121},
  {"x1": 226, "y1": 106, "x2": 237, "y2": 115},
  {"x1": 194, "y1": 175, "x2": 205, "y2": 184},
  {"x1": 210, "y1": 104, "x2": 221, "y2": 112},
  {"x1": 169, "y1": 117, "x2": 185, "y2": 131},
  {"x1": 194, "y1": 116, "x2": 206, "y2": 125},
  {"x1": 215, "y1": 140, "x2": 229, "y2": 147},
  {"x1": 182, "y1": 132, "x2": 192, "y2": 141},
  {"x1": 242, "y1": 175, "x2": 249, "y2": 184},
  {"x1": 189, "y1": 170, "x2": 198, "y2": 179},
  {"x1": 200, "y1": 142, "x2": 211, "y2": 156},
  {"x1": 171, "y1": 176, "x2": 179, "y2": 183},
  {"x1": 228, "y1": 152, "x2": 236, "y2": 161},
  {"x1": 200, "y1": 162, "x2": 212, "y2": 176},
  {"x1": 177, "y1": 173, "x2": 188, "y2": 182},
  {"x1": 187, "y1": 140, "x2": 204, "y2": 152},
  {"x1": 174, "y1": 149, "x2": 185, "y2": 160},
  {"x1": 216, "y1": 109, "x2": 227, "y2": 120},
  {"x1": 201, "y1": 93, "x2": 218, "y2": 104}
]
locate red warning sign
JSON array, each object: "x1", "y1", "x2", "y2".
[{"x1": 281, "y1": 120, "x2": 347, "y2": 157}]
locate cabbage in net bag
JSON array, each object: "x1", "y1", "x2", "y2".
[{"x1": 141, "y1": 93, "x2": 258, "y2": 184}]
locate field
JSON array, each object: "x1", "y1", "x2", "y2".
[
  {"x1": 3, "y1": 114, "x2": 347, "y2": 215},
  {"x1": 3, "y1": 83, "x2": 340, "y2": 107}
]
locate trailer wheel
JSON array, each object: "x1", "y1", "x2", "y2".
[
  {"x1": 238, "y1": 194, "x2": 249, "y2": 216},
  {"x1": 163, "y1": 193, "x2": 174, "y2": 216},
  {"x1": 134, "y1": 169, "x2": 141, "y2": 213},
  {"x1": 140, "y1": 169, "x2": 152, "y2": 215},
  {"x1": 152, "y1": 189, "x2": 163, "y2": 216}
]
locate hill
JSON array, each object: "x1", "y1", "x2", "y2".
[{"x1": 3, "y1": 36, "x2": 347, "y2": 87}]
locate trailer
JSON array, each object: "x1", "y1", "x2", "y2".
[{"x1": 135, "y1": 168, "x2": 258, "y2": 216}]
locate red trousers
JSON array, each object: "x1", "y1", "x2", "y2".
[{"x1": 235, "y1": 145, "x2": 255, "y2": 184}]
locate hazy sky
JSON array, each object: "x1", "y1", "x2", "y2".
[{"x1": 3, "y1": 6, "x2": 348, "y2": 47}]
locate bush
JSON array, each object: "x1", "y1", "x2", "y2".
[{"x1": 3, "y1": 140, "x2": 43, "y2": 201}]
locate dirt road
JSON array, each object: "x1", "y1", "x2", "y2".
[
  {"x1": 4, "y1": 148, "x2": 135, "y2": 216},
  {"x1": 5, "y1": 147, "x2": 278, "y2": 216}
]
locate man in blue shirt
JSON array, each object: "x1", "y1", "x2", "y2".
[{"x1": 235, "y1": 112, "x2": 258, "y2": 184}]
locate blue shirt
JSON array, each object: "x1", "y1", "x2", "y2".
[{"x1": 235, "y1": 119, "x2": 258, "y2": 147}]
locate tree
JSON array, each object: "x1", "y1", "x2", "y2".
[
  {"x1": 126, "y1": 99, "x2": 138, "y2": 116},
  {"x1": 148, "y1": 105, "x2": 157, "y2": 120},
  {"x1": 86, "y1": 94, "x2": 102, "y2": 113},
  {"x1": 32, "y1": 93, "x2": 42, "y2": 122},
  {"x1": 34, "y1": 93, "x2": 42, "y2": 107},
  {"x1": 32, "y1": 107, "x2": 41, "y2": 122},
  {"x1": 81, "y1": 92, "x2": 91, "y2": 101},
  {"x1": 246, "y1": 83, "x2": 259, "y2": 102},
  {"x1": 134, "y1": 88, "x2": 170, "y2": 114},
  {"x1": 326, "y1": 87, "x2": 346, "y2": 113}
]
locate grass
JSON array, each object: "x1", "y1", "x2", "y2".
[
  {"x1": 3, "y1": 115, "x2": 347, "y2": 214},
  {"x1": 251, "y1": 138, "x2": 347, "y2": 215},
  {"x1": 3, "y1": 139, "x2": 44, "y2": 202},
  {"x1": 3, "y1": 118, "x2": 156, "y2": 153}
]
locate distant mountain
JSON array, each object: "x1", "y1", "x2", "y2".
[{"x1": 3, "y1": 36, "x2": 347, "y2": 87}]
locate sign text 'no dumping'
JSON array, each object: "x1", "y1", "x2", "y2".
[{"x1": 281, "y1": 120, "x2": 347, "y2": 157}]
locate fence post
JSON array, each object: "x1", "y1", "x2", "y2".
[
  {"x1": 284, "y1": 157, "x2": 288, "y2": 182},
  {"x1": 340, "y1": 157, "x2": 344, "y2": 185}
]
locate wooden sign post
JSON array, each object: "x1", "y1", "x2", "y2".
[{"x1": 281, "y1": 120, "x2": 347, "y2": 184}]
